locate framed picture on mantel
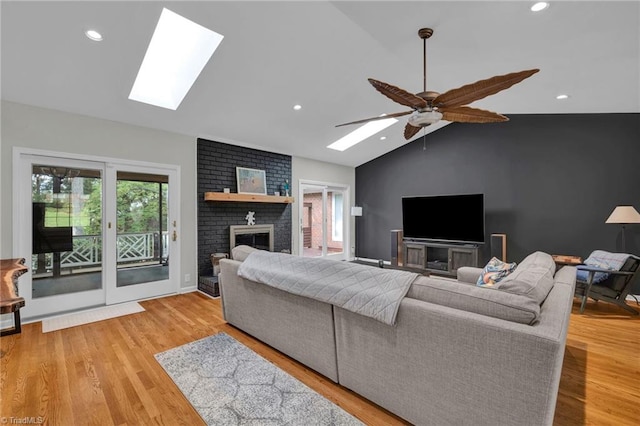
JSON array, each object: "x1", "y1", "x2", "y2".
[{"x1": 236, "y1": 167, "x2": 267, "y2": 195}]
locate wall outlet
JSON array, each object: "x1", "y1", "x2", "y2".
[{"x1": 185, "y1": 273, "x2": 191, "y2": 283}]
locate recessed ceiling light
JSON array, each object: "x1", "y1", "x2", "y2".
[
  {"x1": 128, "y1": 8, "x2": 224, "y2": 110},
  {"x1": 85, "y1": 29, "x2": 103, "y2": 41},
  {"x1": 293, "y1": 104, "x2": 302, "y2": 111},
  {"x1": 556, "y1": 94, "x2": 569, "y2": 100},
  {"x1": 380, "y1": 136, "x2": 387, "y2": 140},
  {"x1": 327, "y1": 118, "x2": 398, "y2": 151},
  {"x1": 531, "y1": 2, "x2": 549, "y2": 12}
]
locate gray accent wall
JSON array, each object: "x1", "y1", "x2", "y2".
[{"x1": 356, "y1": 113, "x2": 640, "y2": 291}]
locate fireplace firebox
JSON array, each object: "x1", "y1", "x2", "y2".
[{"x1": 230, "y1": 224, "x2": 274, "y2": 252}]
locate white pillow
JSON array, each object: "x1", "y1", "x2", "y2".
[{"x1": 231, "y1": 245, "x2": 259, "y2": 261}]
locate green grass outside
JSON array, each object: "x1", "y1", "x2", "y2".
[{"x1": 44, "y1": 207, "x2": 91, "y2": 228}]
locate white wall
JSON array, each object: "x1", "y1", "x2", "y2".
[
  {"x1": 0, "y1": 101, "x2": 197, "y2": 290},
  {"x1": 291, "y1": 156, "x2": 356, "y2": 257}
]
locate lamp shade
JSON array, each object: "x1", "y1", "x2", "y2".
[{"x1": 605, "y1": 206, "x2": 640, "y2": 224}]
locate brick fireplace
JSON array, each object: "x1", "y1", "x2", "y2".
[{"x1": 197, "y1": 138, "x2": 292, "y2": 297}]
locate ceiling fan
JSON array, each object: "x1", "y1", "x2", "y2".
[{"x1": 336, "y1": 28, "x2": 539, "y2": 140}]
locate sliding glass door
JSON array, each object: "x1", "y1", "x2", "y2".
[
  {"x1": 299, "y1": 182, "x2": 348, "y2": 260},
  {"x1": 15, "y1": 152, "x2": 180, "y2": 319}
]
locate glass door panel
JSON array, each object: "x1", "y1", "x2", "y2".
[
  {"x1": 116, "y1": 171, "x2": 169, "y2": 287},
  {"x1": 326, "y1": 190, "x2": 345, "y2": 258},
  {"x1": 19, "y1": 155, "x2": 106, "y2": 319},
  {"x1": 31, "y1": 164, "x2": 104, "y2": 298},
  {"x1": 301, "y1": 186, "x2": 325, "y2": 257},
  {"x1": 105, "y1": 165, "x2": 178, "y2": 305}
]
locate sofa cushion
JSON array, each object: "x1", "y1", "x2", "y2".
[
  {"x1": 476, "y1": 257, "x2": 517, "y2": 286},
  {"x1": 492, "y1": 251, "x2": 555, "y2": 305},
  {"x1": 457, "y1": 266, "x2": 484, "y2": 284},
  {"x1": 231, "y1": 245, "x2": 259, "y2": 261},
  {"x1": 407, "y1": 276, "x2": 542, "y2": 324},
  {"x1": 516, "y1": 251, "x2": 556, "y2": 271}
]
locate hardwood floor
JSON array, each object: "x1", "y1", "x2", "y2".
[{"x1": 1, "y1": 292, "x2": 638, "y2": 425}]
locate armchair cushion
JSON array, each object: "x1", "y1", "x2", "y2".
[{"x1": 577, "y1": 250, "x2": 632, "y2": 283}]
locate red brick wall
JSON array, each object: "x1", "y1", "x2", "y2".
[{"x1": 303, "y1": 192, "x2": 343, "y2": 250}]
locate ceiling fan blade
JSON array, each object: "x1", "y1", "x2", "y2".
[
  {"x1": 335, "y1": 110, "x2": 413, "y2": 127},
  {"x1": 433, "y1": 69, "x2": 539, "y2": 108},
  {"x1": 368, "y1": 79, "x2": 428, "y2": 109},
  {"x1": 404, "y1": 123, "x2": 424, "y2": 140},
  {"x1": 440, "y1": 106, "x2": 508, "y2": 123}
]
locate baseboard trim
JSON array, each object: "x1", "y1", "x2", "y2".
[
  {"x1": 197, "y1": 290, "x2": 220, "y2": 299},
  {"x1": 179, "y1": 285, "x2": 198, "y2": 294}
]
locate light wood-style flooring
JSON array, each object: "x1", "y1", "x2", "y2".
[{"x1": 1, "y1": 292, "x2": 639, "y2": 425}]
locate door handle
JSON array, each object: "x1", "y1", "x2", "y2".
[{"x1": 172, "y1": 230, "x2": 177, "y2": 241}]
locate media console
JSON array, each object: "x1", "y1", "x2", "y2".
[{"x1": 403, "y1": 240, "x2": 480, "y2": 277}]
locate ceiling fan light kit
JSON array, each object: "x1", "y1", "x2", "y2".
[
  {"x1": 408, "y1": 110, "x2": 442, "y2": 127},
  {"x1": 336, "y1": 28, "x2": 539, "y2": 141}
]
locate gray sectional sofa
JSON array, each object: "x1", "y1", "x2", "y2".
[{"x1": 219, "y1": 249, "x2": 576, "y2": 426}]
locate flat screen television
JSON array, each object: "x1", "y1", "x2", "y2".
[{"x1": 402, "y1": 193, "x2": 485, "y2": 244}]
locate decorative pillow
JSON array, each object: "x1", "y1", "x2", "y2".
[{"x1": 477, "y1": 257, "x2": 517, "y2": 287}]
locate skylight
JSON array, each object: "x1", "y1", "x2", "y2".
[
  {"x1": 327, "y1": 118, "x2": 398, "y2": 151},
  {"x1": 128, "y1": 8, "x2": 224, "y2": 110}
]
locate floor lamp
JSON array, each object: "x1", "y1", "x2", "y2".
[{"x1": 605, "y1": 205, "x2": 640, "y2": 252}]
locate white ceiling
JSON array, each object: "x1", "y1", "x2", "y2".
[{"x1": 2, "y1": 1, "x2": 638, "y2": 167}]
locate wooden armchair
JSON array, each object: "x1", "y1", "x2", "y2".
[
  {"x1": 1, "y1": 258, "x2": 28, "y2": 336},
  {"x1": 575, "y1": 254, "x2": 640, "y2": 315}
]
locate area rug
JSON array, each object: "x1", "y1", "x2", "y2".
[
  {"x1": 154, "y1": 332, "x2": 364, "y2": 425},
  {"x1": 41, "y1": 302, "x2": 145, "y2": 332}
]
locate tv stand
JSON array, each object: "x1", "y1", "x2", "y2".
[{"x1": 403, "y1": 240, "x2": 480, "y2": 277}]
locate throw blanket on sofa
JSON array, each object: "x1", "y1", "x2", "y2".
[{"x1": 237, "y1": 251, "x2": 418, "y2": 325}]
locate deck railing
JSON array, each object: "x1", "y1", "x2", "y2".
[{"x1": 32, "y1": 231, "x2": 169, "y2": 272}]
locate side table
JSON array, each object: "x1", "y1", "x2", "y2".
[
  {"x1": 1, "y1": 258, "x2": 28, "y2": 336},
  {"x1": 552, "y1": 255, "x2": 583, "y2": 266}
]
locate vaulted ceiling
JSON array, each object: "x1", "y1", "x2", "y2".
[{"x1": 2, "y1": 1, "x2": 638, "y2": 166}]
